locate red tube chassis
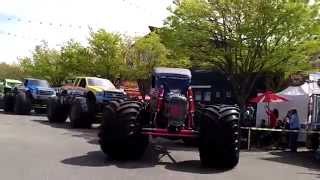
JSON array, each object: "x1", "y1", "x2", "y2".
[
  {"x1": 142, "y1": 128, "x2": 198, "y2": 138},
  {"x1": 141, "y1": 86, "x2": 197, "y2": 138}
]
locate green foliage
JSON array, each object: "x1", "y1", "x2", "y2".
[
  {"x1": 19, "y1": 41, "x2": 65, "y2": 86},
  {"x1": 0, "y1": 63, "x2": 26, "y2": 80},
  {"x1": 89, "y1": 29, "x2": 124, "y2": 80},
  {"x1": 160, "y1": 0, "x2": 320, "y2": 106},
  {"x1": 18, "y1": 29, "x2": 176, "y2": 85},
  {"x1": 124, "y1": 32, "x2": 169, "y2": 80},
  {"x1": 60, "y1": 40, "x2": 93, "y2": 77},
  {"x1": 19, "y1": 40, "x2": 92, "y2": 86}
]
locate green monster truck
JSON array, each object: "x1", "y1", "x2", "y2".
[{"x1": 47, "y1": 77, "x2": 127, "y2": 128}]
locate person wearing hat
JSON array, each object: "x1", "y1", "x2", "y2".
[{"x1": 288, "y1": 109, "x2": 300, "y2": 152}]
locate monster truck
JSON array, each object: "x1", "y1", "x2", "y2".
[
  {"x1": 3, "y1": 78, "x2": 56, "y2": 114},
  {"x1": 0, "y1": 79, "x2": 22, "y2": 109},
  {"x1": 98, "y1": 67, "x2": 240, "y2": 169},
  {"x1": 47, "y1": 77, "x2": 127, "y2": 128}
]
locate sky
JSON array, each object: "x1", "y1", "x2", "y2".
[{"x1": 0, "y1": 0, "x2": 173, "y2": 63}]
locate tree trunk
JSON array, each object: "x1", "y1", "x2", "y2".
[{"x1": 137, "y1": 79, "x2": 151, "y2": 97}]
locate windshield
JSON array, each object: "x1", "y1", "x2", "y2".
[
  {"x1": 157, "y1": 77, "x2": 190, "y2": 94},
  {"x1": 87, "y1": 78, "x2": 115, "y2": 89},
  {"x1": 28, "y1": 80, "x2": 50, "y2": 87},
  {"x1": 6, "y1": 82, "x2": 21, "y2": 88}
]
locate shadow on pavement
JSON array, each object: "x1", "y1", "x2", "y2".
[
  {"x1": 35, "y1": 119, "x2": 231, "y2": 174},
  {"x1": 164, "y1": 160, "x2": 229, "y2": 174},
  {"x1": 61, "y1": 147, "x2": 162, "y2": 169},
  {"x1": 261, "y1": 151, "x2": 320, "y2": 171},
  {"x1": 61, "y1": 151, "x2": 108, "y2": 167},
  {"x1": 61, "y1": 145, "x2": 231, "y2": 174}
]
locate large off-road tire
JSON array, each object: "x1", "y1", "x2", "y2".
[
  {"x1": 98, "y1": 101, "x2": 149, "y2": 160},
  {"x1": 14, "y1": 92, "x2": 32, "y2": 115},
  {"x1": 69, "y1": 97, "x2": 94, "y2": 128},
  {"x1": 198, "y1": 105, "x2": 240, "y2": 169},
  {"x1": 101, "y1": 100, "x2": 122, "y2": 124},
  {"x1": 47, "y1": 98, "x2": 69, "y2": 123},
  {"x1": 3, "y1": 94, "x2": 14, "y2": 112}
]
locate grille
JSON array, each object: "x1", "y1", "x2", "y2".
[
  {"x1": 104, "y1": 91, "x2": 125, "y2": 98},
  {"x1": 38, "y1": 90, "x2": 54, "y2": 96}
]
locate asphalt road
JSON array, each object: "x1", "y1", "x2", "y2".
[{"x1": 0, "y1": 112, "x2": 319, "y2": 180}]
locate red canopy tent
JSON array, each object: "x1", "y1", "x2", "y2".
[
  {"x1": 250, "y1": 91, "x2": 288, "y2": 104},
  {"x1": 250, "y1": 91, "x2": 288, "y2": 126}
]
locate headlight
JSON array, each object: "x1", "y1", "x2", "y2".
[
  {"x1": 31, "y1": 89, "x2": 38, "y2": 94},
  {"x1": 96, "y1": 91, "x2": 104, "y2": 97}
]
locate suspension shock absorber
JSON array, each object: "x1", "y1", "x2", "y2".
[
  {"x1": 153, "y1": 85, "x2": 164, "y2": 127},
  {"x1": 187, "y1": 87, "x2": 195, "y2": 129}
]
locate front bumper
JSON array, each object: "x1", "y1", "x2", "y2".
[
  {"x1": 96, "y1": 93, "x2": 126, "y2": 104},
  {"x1": 32, "y1": 95, "x2": 56, "y2": 108}
]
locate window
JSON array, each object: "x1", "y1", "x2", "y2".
[
  {"x1": 204, "y1": 91, "x2": 211, "y2": 102},
  {"x1": 79, "y1": 79, "x2": 86, "y2": 88},
  {"x1": 215, "y1": 91, "x2": 221, "y2": 98},
  {"x1": 28, "y1": 80, "x2": 49, "y2": 87},
  {"x1": 87, "y1": 78, "x2": 115, "y2": 89},
  {"x1": 151, "y1": 76, "x2": 155, "y2": 88},
  {"x1": 195, "y1": 91, "x2": 202, "y2": 101},
  {"x1": 74, "y1": 78, "x2": 80, "y2": 86},
  {"x1": 226, "y1": 91, "x2": 232, "y2": 98},
  {"x1": 24, "y1": 80, "x2": 28, "y2": 87}
]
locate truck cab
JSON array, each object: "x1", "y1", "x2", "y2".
[{"x1": 70, "y1": 77, "x2": 126, "y2": 103}]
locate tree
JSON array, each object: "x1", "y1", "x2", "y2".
[
  {"x1": 19, "y1": 41, "x2": 65, "y2": 86},
  {"x1": 160, "y1": 0, "x2": 320, "y2": 109},
  {"x1": 60, "y1": 40, "x2": 93, "y2": 78},
  {"x1": 88, "y1": 29, "x2": 124, "y2": 80},
  {"x1": 122, "y1": 32, "x2": 169, "y2": 95},
  {"x1": 126, "y1": 32, "x2": 168, "y2": 79},
  {"x1": 0, "y1": 63, "x2": 26, "y2": 80}
]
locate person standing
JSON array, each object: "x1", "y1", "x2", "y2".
[
  {"x1": 266, "y1": 108, "x2": 279, "y2": 128},
  {"x1": 288, "y1": 109, "x2": 300, "y2": 152}
]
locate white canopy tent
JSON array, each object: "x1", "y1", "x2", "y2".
[{"x1": 255, "y1": 83, "x2": 309, "y2": 128}]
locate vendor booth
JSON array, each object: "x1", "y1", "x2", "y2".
[{"x1": 256, "y1": 84, "x2": 309, "y2": 128}]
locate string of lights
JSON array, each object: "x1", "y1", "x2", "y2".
[
  {"x1": 2, "y1": 0, "x2": 157, "y2": 30},
  {"x1": 0, "y1": 0, "x2": 166, "y2": 41},
  {"x1": 0, "y1": 29, "x2": 42, "y2": 41}
]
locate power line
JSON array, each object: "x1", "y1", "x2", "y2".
[{"x1": 5, "y1": 16, "x2": 97, "y2": 30}]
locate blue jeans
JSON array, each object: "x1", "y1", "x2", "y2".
[{"x1": 289, "y1": 129, "x2": 299, "y2": 152}]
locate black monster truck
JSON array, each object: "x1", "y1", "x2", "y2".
[{"x1": 98, "y1": 67, "x2": 240, "y2": 169}]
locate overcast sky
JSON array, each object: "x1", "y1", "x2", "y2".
[{"x1": 0, "y1": 0, "x2": 173, "y2": 63}]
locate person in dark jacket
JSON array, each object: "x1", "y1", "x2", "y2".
[{"x1": 288, "y1": 109, "x2": 300, "y2": 152}]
